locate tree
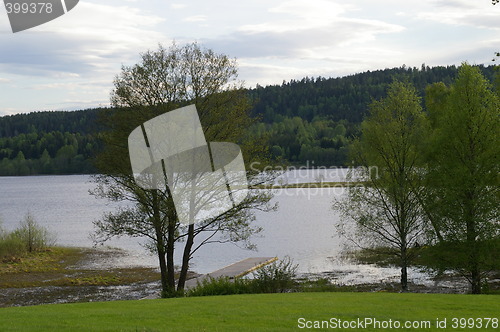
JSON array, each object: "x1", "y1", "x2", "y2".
[
  {"x1": 333, "y1": 81, "x2": 428, "y2": 292},
  {"x1": 423, "y1": 64, "x2": 499, "y2": 294},
  {"x1": 92, "y1": 42, "x2": 274, "y2": 297},
  {"x1": 13, "y1": 213, "x2": 56, "y2": 252}
]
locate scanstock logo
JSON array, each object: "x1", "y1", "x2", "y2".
[
  {"x1": 3, "y1": 0, "x2": 79, "y2": 33},
  {"x1": 128, "y1": 105, "x2": 249, "y2": 226}
]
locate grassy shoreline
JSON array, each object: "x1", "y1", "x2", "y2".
[
  {"x1": 0, "y1": 246, "x2": 164, "y2": 307},
  {"x1": 2, "y1": 245, "x2": 498, "y2": 308},
  {"x1": 0, "y1": 246, "x2": 160, "y2": 289}
]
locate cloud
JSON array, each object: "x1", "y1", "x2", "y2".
[
  {"x1": 183, "y1": 15, "x2": 208, "y2": 22},
  {"x1": 430, "y1": 0, "x2": 475, "y2": 9},
  {"x1": 239, "y1": 0, "x2": 349, "y2": 33},
  {"x1": 418, "y1": 0, "x2": 500, "y2": 30},
  {"x1": 0, "y1": 2, "x2": 167, "y2": 79},
  {"x1": 0, "y1": 1, "x2": 169, "y2": 114},
  {"x1": 1, "y1": 0, "x2": 496, "y2": 115},
  {"x1": 204, "y1": 1, "x2": 403, "y2": 59},
  {"x1": 171, "y1": 3, "x2": 187, "y2": 10}
]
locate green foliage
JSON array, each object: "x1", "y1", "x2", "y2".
[
  {"x1": 11, "y1": 213, "x2": 56, "y2": 253},
  {"x1": 249, "y1": 65, "x2": 496, "y2": 124},
  {"x1": 186, "y1": 276, "x2": 256, "y2": 297},
  {"x1": 248, "y1": 116, "x2": 355, "y2": 165},
  {"x1": 298, "y1": 278, "x2": 359, "y2": 292},
  {"x1": 0, "y1": 65, "x2": 498, "y2": 174},
  {"x1": 0, "y1": 214, "x2": 55, "y2": 260},
  {"x1": 334, "y1": 64, "x2": 499, "y2": 294},
  {"x1": 252, "y1": 256, "x2": 298, "y2": 293},
  {"x1": 335, "y1": 81, "x2": 429, "y2": 292},
  {"x1": 0, "y1": 130, "x2": 100, "y2": 175},
  {"x1": 417, "y1": 239, "x2": 500, "y2": 273},
  {"x1": 187, "y1": 257, "x2": 298, "y2": 296},
  {"x1": 0, "y1": 230, "x2": 26, "y2": 260},
  {"x1": 422, "y1": 63, "x2": 500, "y2": 293},
  {"x1": 93, "y1": 42, "x2": 274, "y2": 298},
  {"x1": 0, "y1": 108, "x2": 102, "y2": 138}
]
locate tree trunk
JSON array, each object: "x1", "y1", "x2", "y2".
[
  {"x1": 468, "y1": 228, "x2": 481, "y2": 294},
  {"x1": 165, "y1": 194, "x2": 178, "y2": 297},
  {"x1": 177, "y1": 224, "x2": 195, "y2": 292},
  {"x1": 156, "y1": 244, "x2": 170, "y2": 297},
  {"x1": 470, "y1": 263, "x2": 481, "y2": 294},
  {"x1": 401, "y1": 265, "x2": 408, "y2": 292},
  {"x1": 151, "y1": 190, "x2": 174, "y2": 297},
  {"x1": 400, "y1": 245, "x2": 408, "y2": 292},
  {"x1": 465, "y1": 192, "x2": 481, "y2": 294},
  {"x1": 165, "y1": 219, "x2": 176, "y2": 295}
]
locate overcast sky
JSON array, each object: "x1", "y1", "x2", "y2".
[{"x1": 0, "y1": 0, "x2": 499, "y2": 116}]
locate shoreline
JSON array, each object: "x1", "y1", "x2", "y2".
[
  {"x1": 0, "y1": 246, "x2": 194, "y2": 307},
  {"x1": 2, "y1": 246, "x2": 496, "y2": 307}
]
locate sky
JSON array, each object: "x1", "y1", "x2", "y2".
[{"x1": 0, "y1": 0, "x2": 499, "y2": 116}]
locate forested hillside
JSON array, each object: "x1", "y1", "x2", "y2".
[
  {"x1": 0, "y1": 109, "x2": 102, "y2": 175},
  {"x1": 0, "y1": 64, "x2": 497, "y2": 175},
  {"x1": 249, "y1": 64, "x2": 496, "y2": 123}
]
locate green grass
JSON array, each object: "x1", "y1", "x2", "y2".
[{"x1": 0, "y1": 292, "x2": 498, "y2": 331}]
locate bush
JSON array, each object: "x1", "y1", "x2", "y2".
[
  {"x1": 186, "y1": 257, "x2": 299, "y2": 297},
  {"x1": 186, "y1": 276, "x2": 256, "y2": 297},
  {"x1": 11, "y1": 213, "x2": 56, "y2": 253},
  {"x1": 252, "y1": 256, "x2": 298, "y2": 293},
  {"x1": 0, "y1": 231, "x2": 26, "y2": 260}
]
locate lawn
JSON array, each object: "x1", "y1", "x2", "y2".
[{"x1": 0, "y1": 292, "x2": 498, "y2": 331}]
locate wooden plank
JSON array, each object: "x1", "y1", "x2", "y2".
[{"x1": 184, "y1": 257, "x2": 278, "y2": 289}]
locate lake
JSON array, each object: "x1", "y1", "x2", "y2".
[{"x1": 0, "y1": 172, "x2": 434, "y2": 286}]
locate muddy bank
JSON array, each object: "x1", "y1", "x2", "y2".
[
  {"x1": 298, "y1": 269, "x2": 480, "y2": 294},
  {"x1": 1, "y1": 281, "x2": 161, "y2": 307},
  {"x1": 0, "y1": 247, "x2": 176, "y2": 307},
  {"x1": 2, "y1": 247, "x2": 497, "y2": 307}
]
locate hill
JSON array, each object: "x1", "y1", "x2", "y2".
[{"x1": 0, "y1": 64, "x2": 497, "y2": 175}]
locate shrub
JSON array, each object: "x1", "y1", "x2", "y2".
[
  {"x1": 186, "y1": 276, "x2": 256, "y2": 297},
  {"x1": 0, "y1": 231, "x2": 26, "y2": 260},
  {"x1": 12, "y1": 213, "x2": 56, "y2": 253},
  {"x1": 252, "y1": 256, "x2": 298, "y2": 293},
  {"x1": 187, "y1": 257, "x2": 299, "y2": 297}
]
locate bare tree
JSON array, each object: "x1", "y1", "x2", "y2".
[{"x1": 92, "y1": 42, "x2": 275, "y2": 297}]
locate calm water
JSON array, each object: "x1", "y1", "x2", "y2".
[{"x1": 0, "y1": 172, "x2": 435, "y2": 286}]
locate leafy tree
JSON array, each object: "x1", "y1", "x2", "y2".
[
  {"x1": 334, "y1": 81, "x2": 429, "y2": 292},
  {"x1": 92, "y1": 42, "x2": 274, "y2": 297},
  {"x1": 423, "y1": 64, "x2": 499, "y2": 294}
]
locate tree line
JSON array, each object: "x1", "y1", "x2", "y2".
[
  {"x1": 0, "y1": 64, "x2": 498, "y2": 175},
  {"x1": 0, "y1": 130, "x2": 100, "y2": 175},
  {"x1": 248, "y1": 64, "x2": 496, "y2": 123}
]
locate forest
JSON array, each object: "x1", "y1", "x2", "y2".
[{"x1": 0, "y1": 64, "x2": 497, "y2": 175}]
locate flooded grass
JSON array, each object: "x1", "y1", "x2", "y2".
[{"x1": 0, "y1": 246, "x2": 162, "y2": 307}]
